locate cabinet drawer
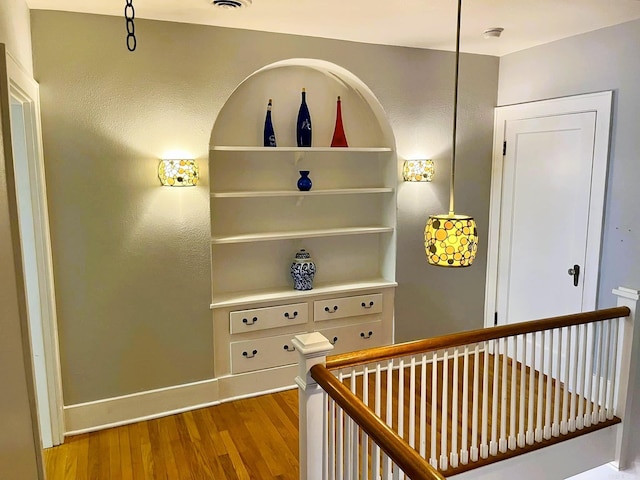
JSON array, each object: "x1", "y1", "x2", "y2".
[
  {"x1": 230, "y1": 332, "x2": 303, "y2": 374},
  {"x1": 317, "y1": 320, "x2": 383, "y2": 356},
  {"x1": 230, "y1": 303, "x2": 307, "y2": 334},
  {"x1": 314, "y1": 293, "x2": 383, "y2": 322}
]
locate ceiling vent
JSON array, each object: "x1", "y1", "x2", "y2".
[{"x1": 212, "y1": 0, "x2": 252, "y2": 8}]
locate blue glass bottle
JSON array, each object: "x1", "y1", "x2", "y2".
[
  {"x1": 263, "y1": 99, "x2": 277, "y2": 147},
  {"x1": 296, "y1": 88, "x2": 312, "y2": 147}
]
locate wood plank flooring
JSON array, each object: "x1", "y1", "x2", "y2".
[{"x1": 44, "y1": 390, "x2": 300, "y2": 480}]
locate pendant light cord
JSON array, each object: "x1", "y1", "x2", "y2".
[{"x1": 449, "y1": 0, "x2": 462, "y2": 216}]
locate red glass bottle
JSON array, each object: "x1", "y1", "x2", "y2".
[{"x1": 330, "y1": 96, "x2": 348, "y2": 147}]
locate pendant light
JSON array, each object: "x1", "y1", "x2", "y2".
[{"x1": 424, "y1": 0, "x2": 478, "y2": 267}]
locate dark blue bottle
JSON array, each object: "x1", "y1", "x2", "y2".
[
  {"x1": 297, "y1": 171, "x2": 312, "y2": 191},
  {"x1": 263, "y1": 99, "x2": 276, "y2": 147},
  {"x1": 296, "y1": 88, "x2": 312, "y2": 147}
]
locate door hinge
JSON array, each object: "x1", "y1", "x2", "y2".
[
  {"x1": 503, "y1": 141, "x2": 507, "y2": 156},
  {"x1": 494, "y1": 312, "x2": 498, "y2": 326}
]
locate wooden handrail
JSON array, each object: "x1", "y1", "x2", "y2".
[
  {"x1": 327, "y1": 306, "x2": 630, "y2": 370},
  {"x1": 310, "y1": 364, "x2": 446, "y2": 480}
]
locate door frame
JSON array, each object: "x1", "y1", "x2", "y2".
[
  {"x1": 4, "y1": 49, "x2": 65, "y2": 445},
  {"x1": 484, "y1": 91, "x2": 613, "y2": 328}
]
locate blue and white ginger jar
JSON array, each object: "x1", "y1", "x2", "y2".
[{"x1": 290, "y1": 249, "x2": 316, "y2": 291}]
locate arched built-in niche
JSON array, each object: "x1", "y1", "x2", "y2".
[{"x1": 209, "y1": 59, "x2": 398, "y2": 393}]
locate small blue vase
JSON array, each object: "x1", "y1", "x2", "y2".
[{"x1": 297, "y1": 171, "x2": 312, "y2": 191}]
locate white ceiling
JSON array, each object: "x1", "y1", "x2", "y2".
[{"x1": 26, "y1": 0, "x2": 640, "y2": 56}]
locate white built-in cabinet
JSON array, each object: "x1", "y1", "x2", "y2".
[{"x1": 209, "y1": 59, "x2": 397, "y2": 396}]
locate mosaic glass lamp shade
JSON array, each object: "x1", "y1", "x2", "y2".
[
  {"x1": 425, "y1": 214, "x2": 477, "y2": 267},
  {"x1": 403, "y1": 159, "x2": 434, "y2": 182},
  {"x1": 158, "y1": 159, "x2": 199, "y2": 186}
]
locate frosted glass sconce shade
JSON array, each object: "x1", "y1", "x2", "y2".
[
  {"x1": 158, "y1": 159, "x2": 199, "y2": 186},
  {"x1": 424, "y1": 214, "x2": 477, "y2": 267},
  {"x1": 403, "y1": 159, "x2": 434, "y2": 182}
]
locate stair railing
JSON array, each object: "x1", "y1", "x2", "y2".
[{"x1": 296, "y1": 287, "x2": 639, "y2": 479}]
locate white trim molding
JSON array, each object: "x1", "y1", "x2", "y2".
[{"x1": 64, "y1": 365, "x2": 298, "y2": 435}]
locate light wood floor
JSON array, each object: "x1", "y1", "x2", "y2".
[{"x1": 44, "y1": 389, "x2": 300, "y2": 480}]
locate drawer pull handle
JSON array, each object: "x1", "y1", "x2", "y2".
[
  {"x1": 361, "y1": 301, "x2": 375, "y2": 309},
  {"x1": 330, "y1": 336, "x2": 338, "y2": 345},
  {"x1": 324, "y1": 305, "x2": 339, "y2": 313},
  {"x1": 283, "y1": 345, "x2": 296, "y2": 352},
  {"x1": 360, "y1": 331, "x2": 373, "y2": 340},
  {"x1": 284, "y1": 311, "x2": 298, "y2": 319},
  {"x1": 242, "y1": 317, "x2": 258, "y2": 325},
  {"x1": 242, "y1": 349, "x2": 258, "y2": 358}
]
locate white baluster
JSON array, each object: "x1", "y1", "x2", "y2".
[
  {"x1": 535, "y1": 331, "x2": 545, "y2": 442},
  {"x1": 398, "y1": 358, "x2": 405, "y2": 441},
  {"x1": 570, "y1": 325, "x2": 579, "y2": 432},
  {"x1": 471, "y1": 344, "x2": 480, "y2": 462},
  {"x1": 518, "y1": 334, "x2": 526, "y2": 447},
  {"x1": 373, "y1": 362, "x2": 382, "y2": 478},
  {"x1": 499, "y1": 337, "x2": 508, "y2": 453},
  {"x1": 386, "y1": 359, "x2": 394, "y2": 479},
  {"x1": 527, "y1": 332, "x2": 535, "y2": 445},
  {"x1": 577, "y1": 324, "x2": 587, "y2": 430},
  {"x1": 606, "y1": 319, "x2": 618, "y2": 421},
  {"x1": 553, "y1": 328, "x2": 562, "y2": 437},
  {"x1": 544, "y1": 329, "x2": 553, "y2": 440},
  {"x1": 440, "y1": 350, "x2": 449, "y2": 471},
  {"x1": 329, "y1": 397, "x2": 336, "y2": 480},
  {"x1": 461, "y1": 345, "x2": 470, "y2": 464},
  {"x1": 419, "y1": 354, "x2": 427, "y2": 458},
  {"x1": 599, "y1": 320, "x2": 610, "y2": 423},
  {"x1": 430, "y1": 351, "x2": 438, "y2": 469},
  {"x1": 561, "y1": 326, "x2": 571, "y2": 435},
  {"x1": 481, "y1": 342, "x2": 490, "y2": 458},
  {"x1": 509, "y1": 335, "x2": 517, "y2": 450},
  {"x1": 592, "y1": 322, "x2": 604, "y2": 425},
  {"x1": 409, "y1": 356, "x2": 416, "y2": 449},
  {"x1": 362, "y1": 366, "x2": 369, "y2": 480},
  {"x1": 451, "y1": 348, "x2": 459, "y2": 468},
  {"x1": 490, "y1": 339, "x2": 499, "y2": 455},
  {"x1": 337, "y1": 372, "x2": 344, "y2": 480},
  {"x1": 584, "y1": 323, "x2": 595, "y2": 428}
]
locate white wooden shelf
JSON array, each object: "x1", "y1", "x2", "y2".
[
  {"x1": 211, "y1": 146, "x2": 392, "y2": 153},
  {"x1": 210, "y1": 279, "x2": 398, "y2": 309},
  {"x1": 211, "y1": 187, "x2": 394, "y2": 198},
  {"x1": 211, "y1": 226, "x2": 394, "y2": 244}
]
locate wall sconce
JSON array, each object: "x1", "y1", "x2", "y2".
[
  {"x1": 158, "y1": 159, "x2": 199, "y2": 186},
  {"x1": 403, "y1": 159, "x2": 435, "y2": 182}
]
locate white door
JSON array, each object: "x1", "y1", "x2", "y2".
[{"x1": 485, "y1": 92, "x2": 612, "y2": 327}]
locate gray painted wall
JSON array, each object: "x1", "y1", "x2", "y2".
[
  {"x1": 499, "y1": 18, "x2": 640, "y2": 469},
  {"x1": 31, "y1": 11, "x2": 498, "y2": 405}
]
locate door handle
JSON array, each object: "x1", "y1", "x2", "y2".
[{"x1": 568, "y1": 264, "x2": 580, "y2": 287}]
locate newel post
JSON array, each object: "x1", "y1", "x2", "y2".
[
  {"x1": 612, "y1": 286, "x2": 640, "y2": 470},
  {"x1": 293, "y1": 332, "x2": 334, "y2": 480}
]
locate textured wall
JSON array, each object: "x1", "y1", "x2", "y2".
[
  {"x1": 0, "y1": 0, "x2": 33, "y2": 74},
  {"x1": 498, "y1": 18, "x2": 640, "y2": 470},
  {"x1": 31, "y1": 11, "x2": 498, "y2": 405}
]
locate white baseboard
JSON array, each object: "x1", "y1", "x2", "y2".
[{"x1": 64, "y1": 365, "x2": 298, "y2": 436}]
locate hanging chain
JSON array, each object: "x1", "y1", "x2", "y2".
[{"x1": 125, "y1": 0, "x2": 136, "y2": 51}]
